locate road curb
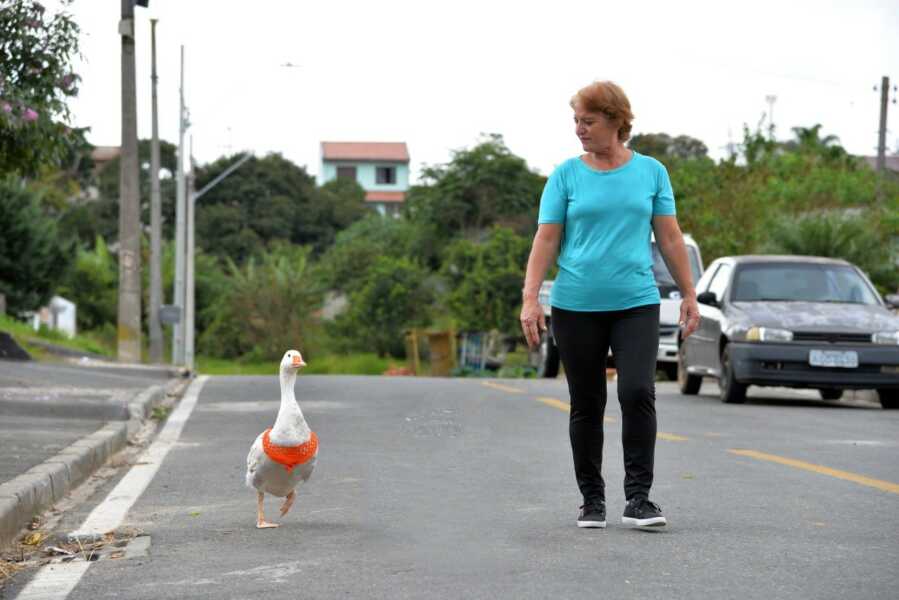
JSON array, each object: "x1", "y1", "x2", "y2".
[{"x1": 0, "y1": 379, "x2": 184, "y2": 551}]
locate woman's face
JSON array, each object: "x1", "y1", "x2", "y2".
[{"x1": 573, "y1": 104, "x2": 619, "y2": 153}]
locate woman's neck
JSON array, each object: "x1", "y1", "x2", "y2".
[{"x1": 586, "y1": 143, "x2": 631, "y2": 170}]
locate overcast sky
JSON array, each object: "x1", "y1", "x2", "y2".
[{"x1": 60, "y1": 0, "x2": 899, "y2": 181}]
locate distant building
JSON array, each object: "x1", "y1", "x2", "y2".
[
  {"x1": 31, "y1": 296, "x2": 77, "y2": 338},
  {"x1": 319, "y1": 141, "x2": 410, "y2": 217},
  {"x1": 82, "y1": 145, "x2": 122, "y2": 201},
  {"x1": 860, "y1": 155, "x2": 899, "y2": 175}
]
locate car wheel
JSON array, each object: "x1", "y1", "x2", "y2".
[
  {"x1": 529, "y1": 329, "x2": 560, "y2": 378},
  {"x1": 677, "y1": 345, "x2": 702, "y2": 395},
  {"x1": 819, "y1": 389, "x2": 843, "y2": 401},
  {"x1": 661, "y1": 363, "x2": 678, "y2": 381},
  {"x1": 719, "y1": 344, "x2": 747, "y2": 404},
  {"x1": 878, "y1": 389, "x2": 899, "y2": 409}
]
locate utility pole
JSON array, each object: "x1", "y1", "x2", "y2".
[
  {"x1": 876, "y1": 76, "x2": 889, "y2": 174},
  {"x1": 148, "y1": 18, "x2": 163, "y2": 363},
  {"x1": 117, "y1": 0, "x2": 143, "y2": 363},
  {"x1": 172, "y1": 45, "x2": 187, "y2": 365},
  {"x1": 185, "y1": 138, "x2": 196, "y2": 373},
  {"x1": 875, "y1": 75, "x2": 893, "y2": 205}
]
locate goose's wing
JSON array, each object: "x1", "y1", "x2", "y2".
[{"x1": 245, "y1": 432, "x2": 266, "y2": 489}]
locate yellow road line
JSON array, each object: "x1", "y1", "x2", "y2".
[
  {"x1": 534, "y1": 397, "x2": 625, "y2": 425},
  {"x1": 481, "y1": 381, "x2": 525, "y2": 394},
  {"x1": 728, "y1": 449, "x2": 899, "y2": 496},
  {"x1": 536, "y1": 396, "x2": 571, "y2": 412},
  {"x1": 496, "y1": 388, "x2": 686, "y2": 438},
  {"x1": 657, "y1": 432, "x2": 689, "y2": 442}
]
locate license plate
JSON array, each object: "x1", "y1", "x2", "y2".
[{"x1": 809, "y1": 350, "x2": 858, "y2": 368}]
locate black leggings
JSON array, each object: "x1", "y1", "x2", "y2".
[{"x1": 551, "y1": 304, "x2": 660, "y2": 503}]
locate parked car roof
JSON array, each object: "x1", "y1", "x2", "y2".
[{"x1": 718, "y1": 255, "x2": 853, "y2": 266}]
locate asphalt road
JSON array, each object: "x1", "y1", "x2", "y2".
[
  {"x1": 0, "y1": 360, "x2": 175, "y2": 487},
  {"x1": 6, "y1": 375, "x2": 899, "y2": 599}
]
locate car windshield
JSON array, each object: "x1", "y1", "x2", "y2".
[
  {"x1": 652, "y1": 243, "x2": 702, "y2": 286},
  {"x1": 731, "y1": 263, "x2": 880, "y2": 305}
]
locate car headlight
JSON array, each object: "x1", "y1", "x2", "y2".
[
  {"x1": 872, "y1": 331, "x2": 899, "y2": 345},
  {"x1": 746, "y1": 326, "x2": 793, "y2": 342}
]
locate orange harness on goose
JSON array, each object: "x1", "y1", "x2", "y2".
[{"x1": 262, "y1": 429, "x2": 318, "y2": 472}]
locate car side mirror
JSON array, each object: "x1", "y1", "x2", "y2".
[
  {"x1": 885, "y1": 294, "x2": 899, "y2": 309},
  {"x1": 697, "y1": 291, "x2": 718, "y2": 307}
]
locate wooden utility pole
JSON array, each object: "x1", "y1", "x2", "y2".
[
  {"x1": 875, "y1": 76, "x2": 892, "y2": 205},
  {"x1": 876, "y1": 76, "x2": 889, "y2": 174}
]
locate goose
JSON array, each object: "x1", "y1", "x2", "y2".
[{"x1": 245, "y1": 349, "x2": 318, "y2": 528}]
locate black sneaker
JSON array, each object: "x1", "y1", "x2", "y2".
[
  {"x1": 622, "y1": 498, "x2": 667, "y2": 528},
  {"x1": 577, "y1": 501, "x2": 607, "y2": 528}
]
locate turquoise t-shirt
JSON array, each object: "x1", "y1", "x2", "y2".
[{"x1": 537, "y1": 151, "x2": 676, "y2": 311}]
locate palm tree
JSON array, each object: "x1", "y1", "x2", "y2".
[{"x1": 782, "y1": 124, "x2": 847, "y2": 161}]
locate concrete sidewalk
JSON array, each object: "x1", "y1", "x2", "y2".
[{"x1": 0, "y1": 358, "x2": 188, "y2": 551}]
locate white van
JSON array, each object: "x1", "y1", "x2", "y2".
[{"x1": 530, "y1": 234, "x2": 704, "y2": 379}]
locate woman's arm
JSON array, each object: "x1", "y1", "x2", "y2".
[
  {"x1": 520, "y1": 223, "x2": 563, "y2": 348},
  {"x1": 652, "y1": 215, "x2": 700, "y2": 338}
]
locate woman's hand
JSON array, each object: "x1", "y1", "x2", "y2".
[
  {"x1": 679, "y1": 296, "x2": 701, "y2": 338},
  {"x1": 520, "y1": 299, "x2": 547, "y2": 349}
]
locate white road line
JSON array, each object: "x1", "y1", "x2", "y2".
[{"x1": 15, "y1": 376, "x2": 209, "y2": 600}]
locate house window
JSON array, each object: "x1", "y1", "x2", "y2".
[
  {"x1": 336, "y1": 166, "x2": 357, "y2": 181},
  {"x1": 376, "y1": 166, "x2": 396, "y2": 184}
]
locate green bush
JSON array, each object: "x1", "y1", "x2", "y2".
[
  {"x1": 763, "y1": 211, "x2": 898, "y2": 294},
  {"x1": 0, "y1": 177, "x2": 72, "y2": 314},
  {"x1": 315, "y1": 214, "x2": 421, "y2": 294},
  {"x1": 329, "y1": 256, "x2": 432, "y2": 358},
  {"x1": 58, "y1": 236, "x2": 117, "y2": 330},
  {"x1": 440, "y1": 227, "x2": 531, "y2": 336},
  {"x1": 199, "y1": 243, "x2": 323, "y2": 360}
]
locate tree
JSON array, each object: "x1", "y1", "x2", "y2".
[
  {"x1": 58, "y1": 236, "x2": 117, "y2": 330},
  {"x1": 0, "y1": 176, "x2": 72, "y2": 313},
  {"x1": 315, "y1": 177, "x2": 368, "y2": 242},
  {"x1": 782, "y1": 124, "x2": 848, "y2": 163},
  {"x1": 629, "y1": 132, "x2": 708, "y2": 161},
  {"x1": 199, "y1": 243, "x2": 323, "y2": 360},
  {"x1": 59, "y1": 138, "x2": 179, "y2": 248},
  {"x1": 440, "y1": 227, "x2": 531, "y2": 336},
  {"x1": 668, "y1": 123, "x2": 896, "y2": 273},
  {"x1": 763, "y1": 212, "x2": 898, "y2": 294},
  {"x1": 0, "y1": 0, "x2": 83, "y2": 177},
  {"x1": 404, "y1": 134, "x2": 545, "y2": 244},
  {"x1": 194, "y1": 153, "x2": 361, "y2": 262},
  {"x1": 330, "y1": 256, "x2": 432, "y2": 357},
  {"x1": 315, "y1": 214, "x2": 421, "y2": 294}
]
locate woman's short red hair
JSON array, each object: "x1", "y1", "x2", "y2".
[{"x1": 570, "y1": 81, "x2": 634, "y2": 142}]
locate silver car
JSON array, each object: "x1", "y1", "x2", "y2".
[{"x1": 678, "y1": 255, "x2": 899, "y2": 408}]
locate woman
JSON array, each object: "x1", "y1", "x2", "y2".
[{"x1": 520, "y1": 80, "x2": 700, "y2": 529}]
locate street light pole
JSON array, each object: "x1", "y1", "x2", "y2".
[
  {"x1": 117, "y1": 0, "x2": 142, "y2": 363},
  {"x1": 172, "y1": 45, "x2": 187, "y2": 365},
  {"x1": 185, "y1": 139, "x2": 196, "y2": 372},
  {"x1": 183, "y1": 151, "x2": 252, "y2": 372},
  {"x1": 148, "y1": 18, "x2": 163, "y2": 364}
]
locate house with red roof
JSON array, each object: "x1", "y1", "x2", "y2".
[{"x1": 318, "y1": 141, "x2": 410, "y2": 217}]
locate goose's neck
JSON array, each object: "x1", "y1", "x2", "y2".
[{"x1": 271, "y1": 370, "x2": 309, "y2": 440}]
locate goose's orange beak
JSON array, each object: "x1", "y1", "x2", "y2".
[{"x1": 292, "y1": 355, "x2": 306, "y2": 367}]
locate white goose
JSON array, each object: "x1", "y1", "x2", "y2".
[{"x1": 245, "y1": 349, "x2": 318, "y2": 528}]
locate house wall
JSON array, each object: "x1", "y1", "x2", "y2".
[{"x1": 319, "y1": 161, "x2": 410, "y2": 192}]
